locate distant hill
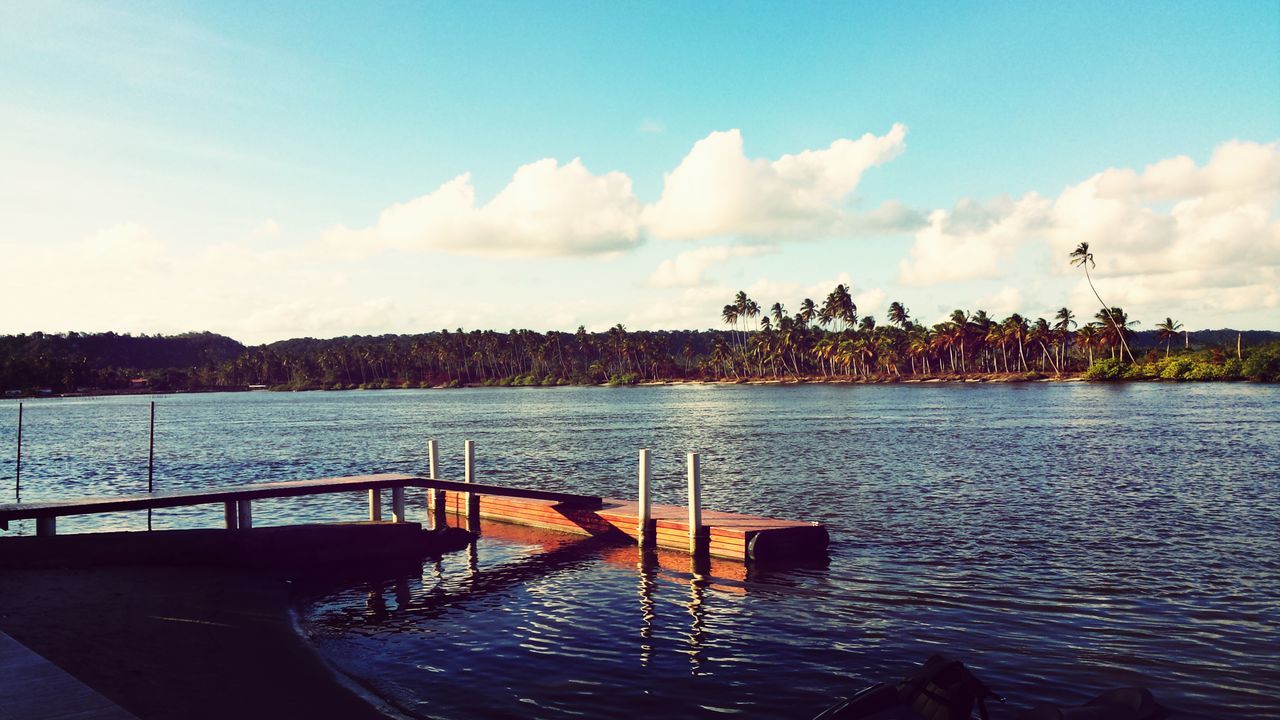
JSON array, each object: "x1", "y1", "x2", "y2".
[
  {"x1": 0, "y1": 331, "x2": 244, "y2": 391},
  {"x1": 1129, "y1": 329, "x2": 1280, "y2": 349}
]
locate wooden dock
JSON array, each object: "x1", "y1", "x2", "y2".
[
  {"x1": 0, "y1": 441, "x2": 829, "y2": 563},
  {"x1": 437, "y1": 492, "x2": 828, "y2": 561}
]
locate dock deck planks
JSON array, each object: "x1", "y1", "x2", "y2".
[{"x1": 439, "y1": 492, "x2": 828, "y2": 561}]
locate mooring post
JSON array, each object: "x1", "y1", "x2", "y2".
[
  {"x1": 236, "y1": 500, "x2": 253, "y2": 529},
  {"x1": 428, "y1": 438, "x2": 445, "y2": 529},
  {"x1": 687, "y1": 452, "x2": 706, "y2": 555},
  {"x1": 14, "y1": 402, "x2": 21, "y2": 503},
  {"x1": 35, "y1": 516, "x2": 55, "y2": 537},
  {"x1": 223, "y1": 501, "x2": 238, "y2": 530},
  {"x1": 638, "y1": 448, "x2": 653, "y2": 547},
  {"x1": 464, "y1": 439, "x2": 479, "y2": 533},
  {"x1": 369, "y1": 487, "x2": 382, "y2": 521}
]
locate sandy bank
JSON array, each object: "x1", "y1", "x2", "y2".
[{"x1": 0, "y1": 565, "x2": 395, "y2": 720}]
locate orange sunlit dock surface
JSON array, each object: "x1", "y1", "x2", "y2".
[{"x1": 437, "y1": 491, "x2": 828, "y2": 562}]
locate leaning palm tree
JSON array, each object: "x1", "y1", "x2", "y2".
[
  {"x1": 1155, "y1": 317, "x2": 1183, "y2": 358},
  {"x1": 1070, "y1": 242, "x2": 1135, "y2": 362}
]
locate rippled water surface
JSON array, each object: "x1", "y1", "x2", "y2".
[{"x1": 4, "y1": 384, "x2": 1279, "y2": 718}]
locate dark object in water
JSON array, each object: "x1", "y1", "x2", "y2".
[{"x1": 814, "y1": 655, "x2": 1168, "y2": 720}]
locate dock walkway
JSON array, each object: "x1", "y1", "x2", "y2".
[{"x1": 441, "y1": 492, "x2": 828, "y2": 561}]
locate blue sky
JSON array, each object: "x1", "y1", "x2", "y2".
[{"x1": 2, "y1": 1, "x2": 1278, "y2": 342}]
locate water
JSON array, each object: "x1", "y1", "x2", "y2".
[{"x1": 3, "y1": 384, "x2": 1278, "y2": 718}]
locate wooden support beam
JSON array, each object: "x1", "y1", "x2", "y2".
[
  {"x1": 368, "y1": 489, "x2": 382, "y2": 522},
  {"x1": 35, "y1": 516, "x2": 55, "y2": 537},
  {"x1": 236, "y1": 500, "x2": 252, "y2": 529},
  {"x1": 391, "y1": 487, "x2": 406, "y2": 523},
  {"x1": 223, "y1": 501, "x2": 238, "y2": 530}
]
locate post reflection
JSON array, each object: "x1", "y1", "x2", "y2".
[
  {"x1": 685, "y1": 554, "x2": 710, "y2": 675},
  {"x1": 636, "y1": 547, "x2": 658, "y2": 667}
]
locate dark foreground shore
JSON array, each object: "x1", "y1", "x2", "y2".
[{"x1": 0, "y1": 565, "x2": 394, "y2": 720}]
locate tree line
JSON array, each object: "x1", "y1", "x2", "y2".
[{"x1": 2, "y1": 309, "x2": 1277, "y2": 395}]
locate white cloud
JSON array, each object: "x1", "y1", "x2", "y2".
[
  {"x1": 898, "y1": 139, "x2": 1280, "y2": 326},
  {"x1": 973, "y1": 286, "x2": 1025, "y2": 318},
  {"x1": 251, "y1": 218, "x2": 280, "y2": 239},
  {"x1": 898, "y1": 194, "x2": 1051, "y2": 286},
  {"x1": 637, "y1": 118, "x2": 665, "y2": 134},
  {"x1": 644, "y1": 124, "x2": 911, "y2": 241},
  {"x1": 321, "y1": 157, "x2": 644, "y2": 258},
  {"x1": 646, "y1": 244, "x2": 771, "y2": 288}
]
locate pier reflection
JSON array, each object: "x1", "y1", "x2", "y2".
[{"x1": 305, "y1": 516, "x2": 831, "y2": 684}]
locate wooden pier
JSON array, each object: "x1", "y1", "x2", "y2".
[
  {"x1": 436, "y1": 493, "x2": 827, "y2": 561},
  {"x1": 0, "y1": 443, "x2": 828, "y2": 563}
]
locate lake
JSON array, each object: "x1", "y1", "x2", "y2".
[{"x1": 3, "y1": 383, "x2": 1278, "y2": 718}]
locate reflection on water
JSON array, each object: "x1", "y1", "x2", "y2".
[{"x1": 3, "y1": 384, "x2": 1279, "y2": 717}]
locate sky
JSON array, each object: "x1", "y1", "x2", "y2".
[{"x1": 1, "y1": 1, "x2": 1278, "y2": 344}]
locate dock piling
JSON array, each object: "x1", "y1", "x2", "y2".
[
  {"x1": 391, "y1": 487, "x2": 406, "y2": 522},
  {"x1": 237, "y1": 500, "x2": 253, "y2": 529},
  {"x1": 368, "y1": 488, "x2": 382, "y2": 521},
  {"x1": 464, "y1": 440, "x2": 479, "y2": 532},
  {"x1": 35, "y1": 516, "x2": 54, "y2": 537},
  {"x1": 428, "y1": 439, "x2": 445, "y2": 529},
  {"x1": 223, "y1": 501, "x2": 238, "y2": 530},
  {"x1": 687, "y1": 452, "x2": 706, "y2": 555},
  {"x1": 637, "y1": 449, "x2": 652, "y2": 547}
]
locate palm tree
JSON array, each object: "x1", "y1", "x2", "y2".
[
  {"x1": 888, "y1": 301, "x2": 910, "y2": 329},
  {"x1": 1155, "y1": 317, "x2": 1183, "y2": 358},
  {"x1": 1076, "y1": 324, "x2": 1100, "y2": 366},
  {"x1": 797, "y1": 298, "x2": 816, "y2": 328},
  {"x1": 1070, "y1": 242, "x2": 1135, "y2": 362},
  {"x1": 1053, "y1": 307, "x2": 1076, "y2": 370}
]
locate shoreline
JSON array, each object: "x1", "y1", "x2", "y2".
[{"x1": 7, "y1": 372, "x2": 1270, "y2": 400}]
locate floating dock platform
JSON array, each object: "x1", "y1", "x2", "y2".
[{"x1": 438, "y1": 492, "x2": 828, "y2": 561}]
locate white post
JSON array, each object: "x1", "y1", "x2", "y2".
[
  {"x1": 369, "y1": 488, "x2": 382, "y2": 521},
  {"x1": 464, "y1": 440, "x2": 479, "y2": 531},
  {"x1": 391, "y1": 486, "x2": 406, "y2": 523},
  {"x1": 687, "y1": 452, "x2": 703, "y2": 554},
  {"x1": 428, "y1": 438, "x2": 445, "y2": 529},
  {"x1": 638, "y1": 449, "x2": 652, "y2": 547},
  {"x1": 237, "y1": 500, "x2": 253, "y2": 529}
]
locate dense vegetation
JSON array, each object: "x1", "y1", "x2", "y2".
[{"x1": 3, "y1": 289, "x2": 1278, "y2": 395}]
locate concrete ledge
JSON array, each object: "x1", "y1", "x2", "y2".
[
  {"x1": 0, "y1": 523, "x2": 472, "y2": 570},
  {"x1": 0, "y1": 631, "x2": 138, "y2": 719}
]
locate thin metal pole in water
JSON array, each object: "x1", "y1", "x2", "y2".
[
  {"x1": 14, "y1": 402, "x2": 22, "y2": 503},
  {"x1": 147, "y1": 401, "x2": 155, "y2": 531}
]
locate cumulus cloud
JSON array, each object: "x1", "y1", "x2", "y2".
[
  {"x1": 898, "y1": 139, "x2": 1280, "y2": 322},
  {"x1": 644, "y1": 124, "x2": 912, "y2": 240},
  {"x1": 322, "y1": 158, "x2": 644, "y2": 258},
  {"x1": 646, "y1": 244, "x2": 772, "y2": 288},
  {"x1": 973, "y1": 286, "x2": 1026, "y2": 318},
  {"x1": 898, "y1": 194, "x2": 1051, "y2": 286}
]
